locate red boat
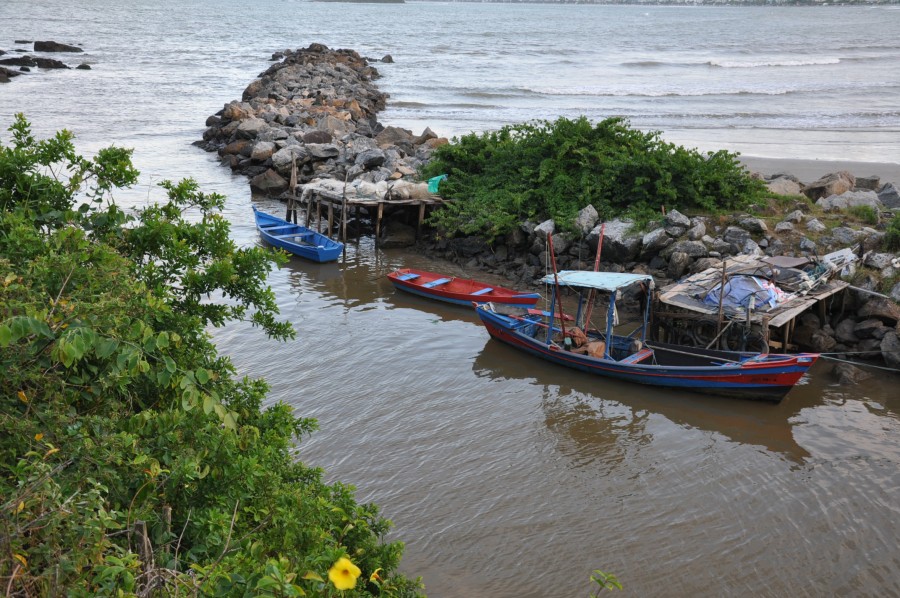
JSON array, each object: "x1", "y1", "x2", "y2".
[{"x1": 387, "y1": 268, "x2": 541, "y2": 307}]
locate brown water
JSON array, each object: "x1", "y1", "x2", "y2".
[
  {"x1": 215, "y1": 197, "x2": 900, "y2": 597},
  {"x1": 3, "y1": 1, "x2": 899, "y2": 592}
]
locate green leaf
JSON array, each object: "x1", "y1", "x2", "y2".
[
  {"x1": 195, "y1": 367, "x2": 210, "y2": 385},
  {"x1": 0, "y1": 325, "x2": 12, "y2": 347},
  {"x1": 95, "y1": 338, "x2": 119, "y2": 359},
  {"x1": 202, "y1": 394, "x2": 214, "y2": 415},
  {"x1": 156, "y1": 331, "x2": 169, "y2": 349}
]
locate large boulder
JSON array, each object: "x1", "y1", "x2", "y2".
[
  {"x1": 803, "y1": 171, "x2": 855, "y2": 201},
  {"x1": 766, "y1": 176, "x2": 803, "y2": 196},
  {"x1": 573, "y1": 205, "x2": 599, "y2": 236},
  {"x1": 857, "y1": 297, "x2": 900, "y2": 325},
  {"x1": 878, "y1": 183, "x2": 900, "y2": 209},
  {"x1": 882, "y1": 332, "x2": 900, "y2": 369},
  {"x1": 34, "y1": 40, "x2": 83, "y2": 52},
  {"x1": 249, "y1": 169, "x2": 288, "y2": 194},
  {"x1": 816, "y1": 190, "x2": 883, "y2": 212},
  {"x1": 592, "y1": 219, "x2": 641, "y2": 263}
]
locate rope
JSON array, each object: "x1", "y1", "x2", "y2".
[{"x1": 819, "y1": 354, "x2": 900, "y2": 372}]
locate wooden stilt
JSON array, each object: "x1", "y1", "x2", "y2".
[
  {"x1": 416, "y1": 202, "x2": 426, "y2": 241},
  {"x1": 341, "y1": 194, "x2": 348, "y2": 244},
  {"x1": 327, "y1": 202, "x2": 334, "y2": 239},
  {"x1": 305, "y1": 192, "x2": 312, "y2": 227},
  {"x1": 315, "y1": 200, "x2": 322, "y2": 234},
  {"x1": 375, "y1": 201, "x2": 384, "y2": 244}
]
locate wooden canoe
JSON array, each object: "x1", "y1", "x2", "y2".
[
  {"x1": 253, "y1": 207, "x2": 343, "y2": 263},
  {"x1": 387, "y1": 268, "x2": 541, "y2": 307}
]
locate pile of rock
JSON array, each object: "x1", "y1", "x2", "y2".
[
  {"x1": 0, "y1": 40, "x2": 90, "y2": 82},
  {"x1": 197, "y1": 44, "x2": 447, "y2": 195}
]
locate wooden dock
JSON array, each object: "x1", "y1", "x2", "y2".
[{"x1": 278, "y1": 163, "x2": 446, "y2": 244}]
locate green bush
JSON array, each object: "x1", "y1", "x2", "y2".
[
  {"x1": 421, "y1": 116, "x2": 767, "y2": 241},
  {"x1": 848, "y1": 204, "x2": 879, "y2": 225},
  {"x1": 885, "y1": 214, "x2": 900, "y2": 251},
  {"x1": 0, "y1": 115, "x2": 422, "y2": 597}
]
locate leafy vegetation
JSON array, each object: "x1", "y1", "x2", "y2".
[
  {"x1": 0, "y1": 115, "x2": 422, "y2": 596},
  {"x1": 421, "y1": 116, "x2": 767, "y2": 240},
  {"x1": 885, "y1": 214, "x2": 900, "y2": 251}
]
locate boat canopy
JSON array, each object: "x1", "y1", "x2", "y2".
[{"x1": 539, "y1": 271, "x2": 654, "y2": 292}]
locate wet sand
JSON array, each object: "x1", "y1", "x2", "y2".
[{"x1": 740, "y1": 156, "x2": 900, "y2": 186}]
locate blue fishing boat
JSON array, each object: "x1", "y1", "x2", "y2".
[
  {"x1": 253, "y1": 206, "x2": 343, "y2": 263},
  {"x1": 474, "y1": 270, "x2": 818, "y2": 402}
]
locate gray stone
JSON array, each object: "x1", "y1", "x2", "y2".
[
  {"x1": 803, "y1": 171, "x2": 855, "y2": 201},
  {"x1": 854, "y1": 175, "x2": 881, "y2": 191},
  {"x1": 306, "y1": 143, "x2": 340, "y2": 160},
  {"x1": 354, "y1": 148, "x2": 386, "y2": 169},
  {"x1": 738, "y1": 216, "x2": 768, "y2": 234},
  {"x1": 249, "y1": 168, "x2": 288, "y2": 194},
  {"x1": 834, "y1": 318, "x2": 859, "y2": 344},
  {"x1": 863, "y1": 252, "x2": 894, "y2": 270},
  {"x1": 854, "y1": 318, "x2": 885, "y2": 339},
  {"x1": 271, "y1": 146, "x2": 309, "y2": 174},
  {"x1": 250, "y1": 141, "x2": 275, "y2": 162},
  {"x1": 891, "y1": 282, "x2": 900, "y2": 302},
  {"x1": 785, "y1": 210, "x2": 804, "y2": 223},
  {"x1": 858, "y1": 297, "x2": 900, "y2": 325},
  {"x1": 766, "y1": 176, "x2": 802, "y2": 196},
  {"x1": 878, "y1": 183, "x2": 900, "y2": 209},
  {"x1": 664, "y1": 209, "x2": 691, "y2": 230},
  {"x1": 534, "y1": 219, "x2": 555, "y2": 240},
  {"x1": 662, "y1": 240, "x2": 708, "y2": 259},
  {"x1": 799, "y1": 237, "x2": 817, "y2": 253},
  {"x1": 831, "y1": 362, "x2": 873, "y2": 384},
  {"x1": 235, "y1": 117, "x2": 268, "y2": 140},
  {"x1": 830, "y1": 226, "x2": 862, "y2": 246},
  {"x1": 806, "y1": 219, "x2": 827, "y2": 234},
  {"x1": 687, "y1": 221, "x2": 706, "y2": 241},
  {"x1": 641, "y1": 228, "x2": 673, "y2": 257},
  {"x1": 816, "y1": 190, "x2": 883, "y2": 212},
  {"x1": 574, "y1": 204, "x2": 599, "y2": 236},
  {"x1": 882, "y1": 331, "x2": 900, "y2": 369},
  {"x1": 593, "y1": 219, "x2": 642, "y2": 264},
  {"x1": 667, "y1": 252, "x2": 691, "y2": 280},
  {"x1": 774, "y1": 221, "x2": 794, "y2": 233},
  {"x1": 723, "y1": 226, "x2": 752, "y2": 252}
]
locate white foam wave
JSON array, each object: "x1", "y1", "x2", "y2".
[{"x1": 709, "y1": 57, "x2": 842, "y2": 68}]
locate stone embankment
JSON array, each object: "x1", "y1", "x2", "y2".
[
  {"x1": 0, "y1": 40, "x2": 90, "y2": 83},
  {"x1": 197, "y1": 43, "x2": 447, "y2": 195},
  {"x1": 202, "y1": 45, "x2": 899, "y2": 377}
]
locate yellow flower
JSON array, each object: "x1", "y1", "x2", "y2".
[{"x1": 328, "y1": 557, "x2": 361, "y2": 591}]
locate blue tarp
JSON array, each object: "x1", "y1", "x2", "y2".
[{"x1": 703, "y1": 276, "x2": 784, "y2": 311}]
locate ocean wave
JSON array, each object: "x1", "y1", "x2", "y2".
[{"x1": 708, "y1": 57, "x2": 841, "y2": 68}]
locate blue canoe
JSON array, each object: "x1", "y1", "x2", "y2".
[{"x1": 253, "y1": 207, "x2": 344, "y2": 263}]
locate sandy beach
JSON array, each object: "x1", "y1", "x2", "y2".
[{"x1": 740, "y1": 156, "x2": 900, "y2": 187}]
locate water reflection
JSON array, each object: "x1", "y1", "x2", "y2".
[{"x1": 473, "y1": 338, "x2": 813, "y2": 463}]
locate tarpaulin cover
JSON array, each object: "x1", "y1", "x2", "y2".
[{"x1": 703, "y1": 275, "x2": 786, "y2": 311}]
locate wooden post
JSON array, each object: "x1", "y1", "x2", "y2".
[
  {"x1": 163, "y1": 505, "x2": 172, "y2": 558},
  {"x1": 315, "y1": 200, "x2": 322, "y2": 234},
  {"x1": 715, "y1": 260, "x2": 727, "y2": 348},
  {"x1": 305, "y1": 192, "x2": 312, "y2": 227},
  {"x1": 287, "y1": 158, "x2": 298, "y2": 223},
  {"x1": 375, "y1": 201, "x2": 384, "y2": 244},
  {"x1": 341, "y1": 195, "x2": 348, "y2": 244},
  {"x1": 416, "y1": 203, "x2": 426, "y2": 241},
  {"x1": 327, "y1": 202, "x2": 334, "y2": 238}
]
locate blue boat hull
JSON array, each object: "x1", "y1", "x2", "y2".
[
  {"x1": 253, "y1": 207, "x2": 343, "y2": 263},
  {"x1": 475, "y1": 304, "x2": 817, "y2": 402}
]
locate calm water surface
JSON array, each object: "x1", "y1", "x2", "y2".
[{"x1": 2, "y1": 1, "x2": 900, "y2": 595}]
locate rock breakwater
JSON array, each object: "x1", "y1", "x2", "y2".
[{"x1": 197, "y1": 43, "x2": 447, "y2": 196}]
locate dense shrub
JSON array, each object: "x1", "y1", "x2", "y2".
[
  {"x1": 885, "y1": 214, "x2": 900, "y2": 251},
  {"x1": 0, "y1": 115, "x2": 422, "y2": 597},
  {"x1": 421, "y1": 116, "x2": 766, "y2": 240}
]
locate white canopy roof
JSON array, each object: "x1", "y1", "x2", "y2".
[{"x1": 539, "y1": 270, "x2": 654, "y2": 292}]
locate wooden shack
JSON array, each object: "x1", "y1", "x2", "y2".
[{"x1": 653, "y1": 253, "x2": 851, "y2": 352}]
